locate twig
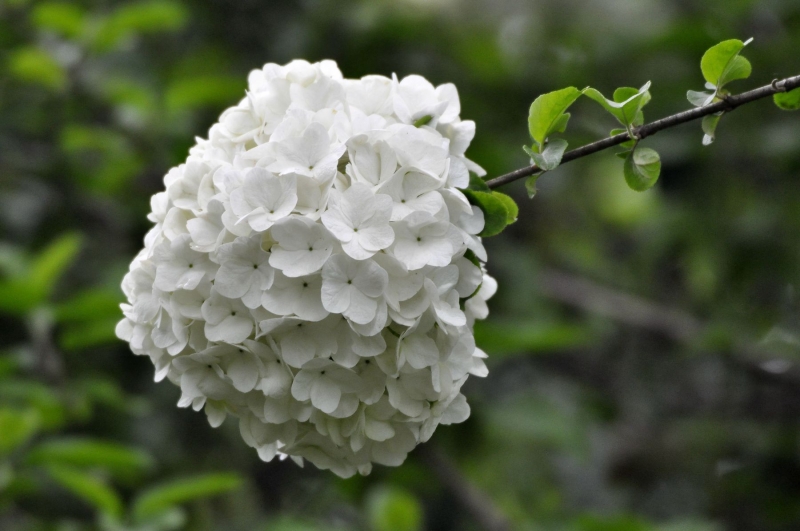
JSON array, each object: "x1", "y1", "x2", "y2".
[
  {"x1": 486, "y1": 74, "x2": 800, "y2": 189},
  {"x1": 536, "y1": 268, "x2": 800, "y2": 383},
  {"x1": 416, "y1": 444, "x2": 511, "y2": 531}
]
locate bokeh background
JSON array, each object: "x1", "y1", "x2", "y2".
[{"x1": 3, "y1": 1, "x2": 800, "y2": 530}]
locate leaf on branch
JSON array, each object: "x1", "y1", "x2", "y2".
[
  {"x1": 700, "y1": 38, "x2": 753, "y2": 90},
  {"x1": 466, "y1": 173, "x2": 491, "y2": 192},
  {"x1": 623, "y1": 147, "x2": 661, "y2": 192},
  {"x1": 525, "y1": 172, "x2": 543, "y2": 199},
  {"x1": 686, "y1": 89, "x2": 715, "y2": 108},
  {"x1": 584, "y1": 82, "x2": 651, "y2": 128},
  {"x1": 462, "y1": 190, "x2": 518, "y2": 236},
  {"x1": 701, "y1": 113, "x2": 723, "y2": 145},
  {"x1": 610, "y1": 128, "x2": 636, "y2": 149},
  {"x1": 527, "y1": 87, "x2": 583, "y2": 147},
  {"x1": 774, "y1": 87, "x2": 800, "y2": 111},
  {"x1": 528, "y1": 138, "x2": 569, "y2": 171}
]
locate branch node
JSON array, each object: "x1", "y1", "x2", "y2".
[{"x1": 772, "y1": 78, "x2": 787, "y2": 92}]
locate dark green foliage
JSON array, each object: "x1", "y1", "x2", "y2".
[{"x1": 2, "y1": 1, "x2": 800, "y2": 531}]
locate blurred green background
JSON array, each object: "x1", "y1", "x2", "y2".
[{"x1": 2, "y1": 1, "x2": 800, "y2": 530}]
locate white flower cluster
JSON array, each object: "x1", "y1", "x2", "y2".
[{"x1": 116, "y1": 60, "x2": 496, "y2": 477}]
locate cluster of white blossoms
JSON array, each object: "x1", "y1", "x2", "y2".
[{"x1": 116, "y1": 59, "x2": 496, "y2": 477}]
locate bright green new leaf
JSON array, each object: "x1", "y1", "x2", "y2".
[
  {"x1": 0, "y1": 408, "x2": 40, "y2": 455},
  {"x1": 623, "y1": 147, "x2": 661, "y2": 192},
  {"x1": 132, "y1": 472, "x2": 243, "y2": 522},
  {"x1": 8, "y1": 47, "x2": 66, "y2": 91},
  {"x1": 529, "y1": 138, "x2": 569, "y2": 171},
  {"x1": 701, "y1": 113, "x2": 722, "y2": 145},
  {"x1": 528, "y1": 87, "x2": 583, "y2": 146},
  {"x1": 493, "y1": 192, "x2": 519, "y2": 225},
  {"x1": 700, "y1": 38, "x2": 753, "y2": 89},
  {"x1": 367, "y1": 486, "x2": 423, "y2": 531},
  {"x1": 92, "y1": 0, "x2": 189, "y2": 51},
  {"x1": 413, "y1": 115, "x2": 432, "y2": 127},
  {"x1": 32, "y1": 2, "x2": 86, "y2": 39},
  {"x1": 584, "y1": 82, "x2": 651, "y2": 128},
  {"x1": 525, "y1": 172, "x2": 543, "y2": 199},
  {"x1": 47, "y1": 465, "x2": 124, "y2": 519},
  {"x1": 462, "y1": 190, "x2": 511, "y2": 237},
  {"x1": 774, "y1": 87, "x2": 800, "y2": 110},
  {"x1": 27, "y1": 438, "x2": 155, "y2": 481}
]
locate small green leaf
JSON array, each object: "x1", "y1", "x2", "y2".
[
  {"x1": 530, "y1": 138, "x2": 568, "y2": 171},
  {"x1": 584, "y1": 82, "x2": 651, "y2": 128},
  {"x1": 0, "y1": 408, "x2": 40, "y2": 455},
  {"x1": 524, "y1": 172, "x2": 543, "y2": 199},
  {"x1": 687, "y1": 90, "x2": 715, "y2": 107},
  {"x1": 29, "y1": 234, "x2": 82, "y2": 304},
  {"x1": 27, "y1": 438, "x2": 155, "y2": 481},
  {"x1": 701, "y1": 113, "x2": 722, "y2": 145},
  {"x1": 528, "y1": 87, "x2": 583, "y2": 146},
  {"x1": 700, "y1": 38, "x2": 753, "y2": 89},
  {"x1": 623, "y1": 147, "x2": 661, "y2": 192},
  {"x1": 413, "y1": 115, "x2": 432, "y2": 127},
  {"x1": 462, "y1": 190, "x2": 510, "y2": 237},
  {"x1": 133, "y1": 473, "x2": 243, "y2": 522},
  {"x1": 47, "y1": 465, "x2": 124, "y2": 519},
  {"x1": 31, "y1": 2, "x2": 86, "y2": 39},
  {"x1": 8, "y1": 47, "x2": 66, "y2": 91},
  {"x1": 367, "y1": 486, "x2": 423, "y2": 531},
  {"x1": 493, "y1": 192, "x2": 518, "y2": 225},
  {"x1": 466, "y1": 174, "x2": 491, "y2": 192},
  {"x1": 610, "y1": 128, "x2": 635, "y2": 149},
  {"x1": 774, "y1": 87, "x2": 800, "y2": 111}
]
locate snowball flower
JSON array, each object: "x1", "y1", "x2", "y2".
[{"x1": 117, "y1": 59, "x2": 495, "y2": 478}]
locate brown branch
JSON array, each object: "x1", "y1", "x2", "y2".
[
  {"x1": 486, "y1": 74, "x2": 800, "y2": 189},
  {"x1": 416, "y1": 444, "x2": 511, "y2": 531},
  {"x1": 536, "y1": 268, "x2": 800, "y2": 384}
]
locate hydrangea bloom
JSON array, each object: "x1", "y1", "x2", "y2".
[{"x1": 117, "y1": 60, "x2": 495, "y2": 478}]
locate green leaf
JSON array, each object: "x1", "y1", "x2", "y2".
[
  {"x1": 610, "y1": 128, "x2": 636, "y2": 149},
  {"x1": 524, "y1": 172, "x2": 543, "y2": 199},
  {"x1": 7, "y1": 47, "x2": 66, "y2": 91},
  {"x1": 466, "y1": 174, "x2": 491, "y2": 192},
  {"x1": 774, "y1": 87, "x2": 800, "y2": 111},
  {"x1": 165, "y1": 75, "x2": 245, "y2": 113},
  {"x1": 31, "y1": 2, "x2": 86, "y2": 39},
  {"x1": 0, "y1": 408, "x2": 40, "y2": 455},
  {"x1": 28, "y1": 234, "x2": 82, "y2": 304},
  {"x1": 686, "y1": 90, "x2": 714, "y2": 107},
  {"x1": 623, "y1": 147, "x2": 661, "y2": 192},
  {"x1": 701, "y1": 113, "x2": 722, "y2": 146},
  {"x1": 0, "y1": 381, "x2": 66, "y2": 429},
  {"x1": 92, "y1": 0, "x2": 188, "y2": 51},
  {"x1": 493, "y1": 192, "x2": 518, "y2": 225},
  {"x1": 132, "y1": 472, "x2": 243, "y2": 522},
  {"x1": 474, "y1": 321, "x2": 597, "y2": 356},
  {"x1": 462, "y1": 190, "x2": 510, "y2": 237},
  {"x1": 527, "y1": 87, "x2": 583, "y2": 146},
  {"x1": 47, "y1": 465, "x2": 124, "y2": 519},
  {"x1": 412, "y1": 115, "x2": 432, "y2": 127},
  {"x1": 27, "y1": 438, "x2": 155, "y2": 481},
  {"x1": 700, "y1": 38, "x2": 753, "y2": 89},
  {"x1": 530, "y1": 138, "x2": 568, "y2": 171},
  {"x1": 584, "y1": 82, "x2": 651, "y2": 128},
  {"x1": 367, "y1": 486, "x2": 423, "y2": 531}
]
